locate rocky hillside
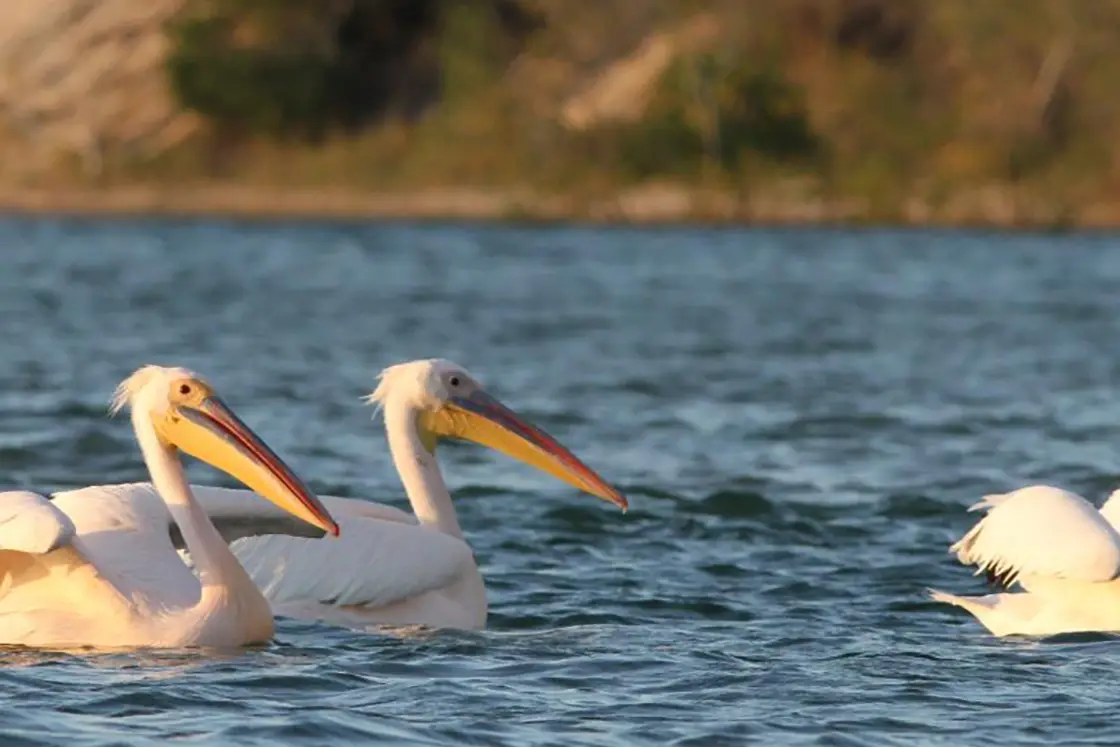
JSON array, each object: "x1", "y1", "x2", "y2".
[
  {"x1": 0, "y1": 0, "x2": 199, "y2": 181},
  {"x1": 2, "y1": 0, "x2": 1119, "y2": 226}
]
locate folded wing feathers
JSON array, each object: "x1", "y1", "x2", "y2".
[
  {"x1": 951, "y1": 495, "x2": 1024, "y2": 587},
  {"x1": 136, "y1": 484, "x2": 473, "y2": 609},
  {"x1": 231, "y1": 520, "x2": 474, "y2": 609},
  {"x1": 0, "y1": 491, "x2": 76, "y2": 555},
  {"x1": 950, "y1": 486, "x2": 1120, "y2": 588}
]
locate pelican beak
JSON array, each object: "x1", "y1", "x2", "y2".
[
  {"x1": 157, "y1": 396, "x2": 340, "y2": 536},
  {"x1": 420, "y1": 389, "x2": 628, "y2": 511}
]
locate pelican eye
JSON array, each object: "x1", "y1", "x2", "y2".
[
  {"x1": 179, "y1": 384, "x2": 192, "y2": 395},
  {"x1": 449, "y1": 376, "x2": 460, "y2": 387}
]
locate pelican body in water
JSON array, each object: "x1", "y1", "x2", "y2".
[
  {"x1": 0, "y1": 366, "x2": 339, "y2": 649},
  {"x1": 931, "y1": 485, "x2": 1120, "y2": 636},
  {"x1": 175, "y1": 359, "x2": 627, "y2": 631}
]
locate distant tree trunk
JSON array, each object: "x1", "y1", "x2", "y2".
[
  {"x1": 205, "y1": 122, "x2": 246, "y2": 178},
  {"x1": 686, "y1": 52, "x2": 720, "y2": 181}
]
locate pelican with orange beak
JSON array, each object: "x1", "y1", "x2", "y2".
[
  {"x1": 0, "y1": 365, "x2": 338, "y2": 649},
  {"x1": 181, "y1": 359, "x2": 627, "y2": 630}
]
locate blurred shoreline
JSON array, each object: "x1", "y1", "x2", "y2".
[
  {"x1": 0, "y1": 184, "x2": 1107, "y2": 229},
  {"x1": 5, "y1": 3, "x2": 1119, "y2": 232}
]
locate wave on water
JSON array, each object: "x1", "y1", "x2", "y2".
[{"x1": 4, "y1": 222, "x2": 1120, "y2": 745}]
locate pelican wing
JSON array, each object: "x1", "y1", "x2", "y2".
[
  {"x1": 1098, "y1": 489, "x2": 1120, "y2": 531},
  {"x1": 45, "y1": 480, "x2": 379, "y2": 550},
  {"x1": 951, "y1": 485, "x2": 1120, "y2": 587},
  {"x1": 181, "y1": 487, "x2": 476, "y2": 610},
  {"x1": 46, "y1": 482, "x2": 395, "y2": 608},
  {"x1": 48, "y1": 483, "x2": 203, "y2": 610},
  {"x1": 186, "y1": 485, "x2": 417, "y2": 542},
  {"x1": 0, "y1": 491, "x2": 75, "y2": 555},
  {"x1": 0, "y1": 481, "x2": 408, "y2": 646},
  {"x1": 0, "y1": 489, "x2": 177, "y2": 644}
]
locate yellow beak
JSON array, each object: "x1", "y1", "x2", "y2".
[
  {"x1": 156, "y1": 395, "x2": 340, "y2": 536},
  {"x1": 419, "y1": 389, "x2": 627, "y2": 510}
]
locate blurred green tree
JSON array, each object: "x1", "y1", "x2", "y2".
[
  {"x1": 619, "y1": 52, "x2": 821, "y2": 179},
  {"x1": 166, "y1": 0, "x2": 537, "y2": 139}
]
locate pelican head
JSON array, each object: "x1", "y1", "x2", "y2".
[
  {"x1": 368, "y1": 359, "x2": 627, "y2": 510},
  {"x1": 113, "y1": 365, "x2": 340, "y2": 536}
]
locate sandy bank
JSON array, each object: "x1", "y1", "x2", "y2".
[{"x1": 0, "y1": 184, "x2": 1113, "y2": 230}]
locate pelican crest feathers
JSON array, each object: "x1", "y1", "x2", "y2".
[
  {"x1": 110, "y1": 365, "x2": 198, "y2": 416},
  {"x1": 364, "y1": 359, "x2": 472, "y2": 416}
]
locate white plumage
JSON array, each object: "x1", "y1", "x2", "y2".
[
  {"x1": 0, "y1": 366, "x2": 339, "y2": 649},
  {"x1": 157, "y1": 484, "x2": 481, "y2": 628},
  {"x1": 181, "y1": 358, "x2": 628, "y2": 631},
  {"x1": 931, "y1": 485, "x2": 1120, "y2": 636},
  {"x1": 197, "y1": 487, "x2": 470, "y2": 601},
  {"x1": 0, "y1": 484, "x2": 215, "y2": 636},
  {"x1": 0, "y1": 490, "x2": 75, "y2": 555}
]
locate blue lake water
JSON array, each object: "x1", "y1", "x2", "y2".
[{"x1": 2, "y1": 219, "x2": 1120, "y2": 745}]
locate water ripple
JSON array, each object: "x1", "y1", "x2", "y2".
[{"x1": 2, "y1": 221, "x2": 1120, "y2": 744}]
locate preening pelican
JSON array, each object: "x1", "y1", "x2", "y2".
[
  {"x1": 0, "y1": 365, "x2": 339, "y2": 649},
  {"x1": 179, "y1": 359, "x2": 627, "y2": 630},
  {"x1": 930, "y1": 485, "x2": 1120, "y2": 636}
]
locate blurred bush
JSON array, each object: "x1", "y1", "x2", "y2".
[
  {"x1": 616, "y1": 53, "x2": 820, "y2": 178},
  {"x1": 167, "y1": 13, "x2": 335, "y2": 138},
  {"x1": 166, "y1": 0, "x2": 535, "y2": 139}
]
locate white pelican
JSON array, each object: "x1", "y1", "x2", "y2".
[
  {"x1": 0, "y1": 365, "x2": 339, "y2": 649},
  {"x1": 177, "y1": 359, "x2": 628, "y2": 630},
  {"x1": 930, "y1": 485, "x2": 1120, "y2": 636}
]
